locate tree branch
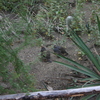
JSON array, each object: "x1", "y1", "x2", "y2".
[{"x1": 0, "y1": 86, "x2": 100, "y2": 100}]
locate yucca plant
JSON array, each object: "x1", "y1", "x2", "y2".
[{"x1": 54, "y1": 15, "x2": 100, "y2": 99}]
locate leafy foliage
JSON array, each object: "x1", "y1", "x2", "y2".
[
  {"x1": 0, "y1": 32, "x2": 36, "y2": 94},
  {"x1": 0, "y1": 8, "x2": 38, "y2": 94}
]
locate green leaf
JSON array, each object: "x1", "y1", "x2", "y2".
[
  {"x1": 96, "y1": 15, "x2": 100, "y2": 34},
  {"x1": 96, "y1": 55, "x2": 100, "y2": 65},
  {"x1": 54, "y1": 55, "x2": 100, "y2": 79},
  {"x1": 54, "y1": 60, "x2": 99, "y2": 79},
  {"x1": 70, "y1": 31, "x2": 100, "y2": 72},
  {"x1": 80, "y1": 94, "x2": 96, "y2": 100},
  {"x1": 79, "y1": 78, "x2": 98, "y2": 81},
  {"x1": 96, "y1": 94, "x2": 100, "y2": 100}
]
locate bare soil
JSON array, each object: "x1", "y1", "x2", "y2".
[
  {"x1": 17, "y1": 1, "x2": 98, "y2": 91},
  {"x1": 1, "y1": 1, "x2": 100, "y2": 100},
  {"x1": 17, "y1": 32, "x2": 99, "y2": 100},
  {"x1": 18, "y1": 2, "x2": 100, "y2": 100}
]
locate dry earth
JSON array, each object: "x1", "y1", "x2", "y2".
[
  {"x1": 17, "y1": 1, "x2": 98, "y2": 91},
  {"x1": 0, "y1": 1, "x2": 100, "y2": 100},
  {"x1": 18, "y1": 1, "x2": 100, "y2": 100}
]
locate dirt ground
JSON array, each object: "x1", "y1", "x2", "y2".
[
  {"x1": 18, "y1": 33, "x2": 95, "y2": 88},
  {"x1": 17, "y1": 33, "x2": 99, "y2": 100},
  {"x1": 18, "y1": 2, "x2": 100, "y2": 100},
  {"x1": 1, "y1": 1, "x2": 100, "y2": 100}
]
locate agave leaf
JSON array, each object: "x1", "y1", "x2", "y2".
[
  {"x1": 96, "y1": 15, "x2": 100, "y2": 34},
  {"x1": 55, "y1": 55, "x2": 100, "y2": 79},
  {"x1": 96, "y1": 94, "x2": 100, "y2": 100},
  {"x1": 82, "y1": 83, "x2": 100, "y2": 87},
  {"x1": 67, "y1": 83, "x2": 100, "y2": 89},
  {"x1": 54, "y1": 60, "x2": 99, "y2": 79},
  {"x1": 70, "y1": 31, "x2": 100, "y2": 72},
  {"x1": 79, "y1": 78, "x2": 98, "y2": 81},
  {"x1": 80, "y1": 94, "x2": 96, "y2": 100},
  {"x1": 96, "y1": 55, "x2": 100, "y2": 65}
]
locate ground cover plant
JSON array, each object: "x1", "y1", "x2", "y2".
[
  {"x1": 0, "y1": 0, "x2": 100, "y2": 99},
  {"x1": 0, "y1": 14, "x2": 37, "y2": 94}
]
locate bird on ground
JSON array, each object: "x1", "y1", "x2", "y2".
[
  {"x1": 40, "y1": 46, "x2": 51, "y2": 62},
  {"x1": 41, "y1": 46, "x2": 46, "y2": 52},
  {"x1": 53, "y1": 45, "x2": 68, "y2": 57}
]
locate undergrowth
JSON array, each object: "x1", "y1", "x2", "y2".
[{"x1": 0, "y1": 0, "x2": 100, "y2": 99}]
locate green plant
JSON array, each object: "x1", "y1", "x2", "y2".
[
  {"x1": 0, "y1": 0, "x2": 39, "y2": 15},
  {"x1": 54, "y1": 15, "x2": 100, "y2": 99},
  {"x1": 0, "y1": 11, "x2": 39, "y2": 94},
  {"x1": 32, "y1": 0, "x2": 71, "y2": 39},
  {"x1": 0, "y1": 34, "x2": 36, "y2": 94}
]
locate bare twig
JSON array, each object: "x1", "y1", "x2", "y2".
[{"x1": 93, "y1": 45, "x2": 99, "y2": 55}]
